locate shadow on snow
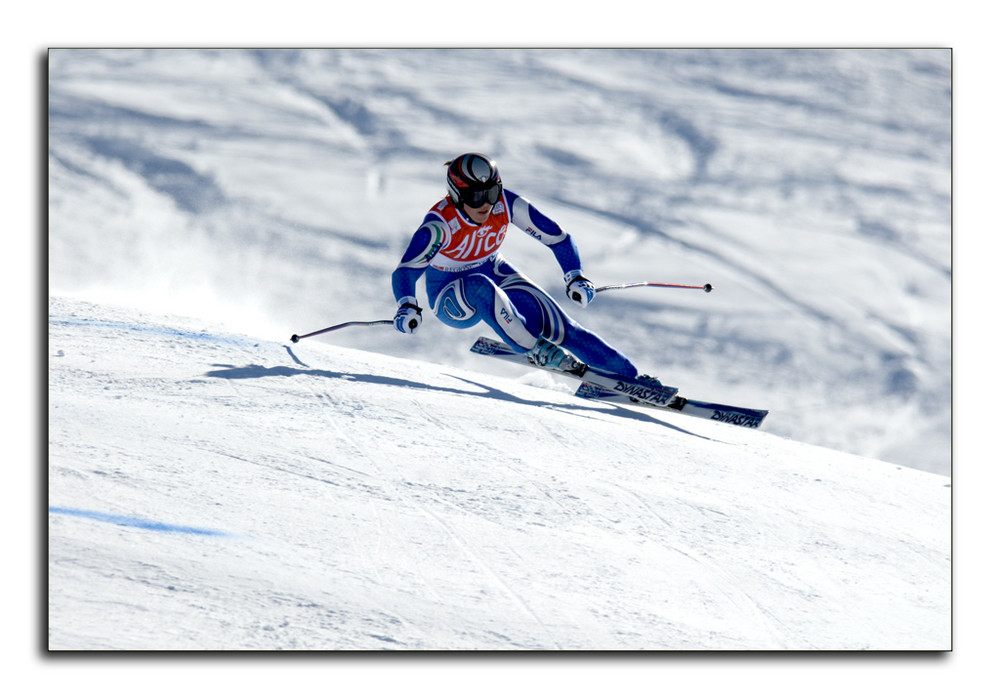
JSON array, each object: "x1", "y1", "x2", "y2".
[{"x1": 204, "y1": 358, "x2": 713, "y2": 440}]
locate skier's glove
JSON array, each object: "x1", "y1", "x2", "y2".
[
  {"x1": 564, "y1": 271, "x2": 596, "y2": 308},
  {"x1": 394, "y1": 299, "x2": 422, "y2": 334}
]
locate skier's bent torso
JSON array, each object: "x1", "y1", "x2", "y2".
[{"x1": 391, "y1": 154, "x2": 640, "y2": 379}]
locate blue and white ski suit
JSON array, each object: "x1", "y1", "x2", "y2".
[{"x1": 391, "y1": 189, "x2": 638, "y2": 377}]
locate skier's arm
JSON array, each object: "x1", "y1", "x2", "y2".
[
  {"x1": 391, "y1": 216, "x2": 447, "y2": 333},
  {"x1": 507, "y1": 190, "x2": 595, "y2": 307},
  {"x1": 391, "y1": 216, "x2": 447, "y2": 304}
]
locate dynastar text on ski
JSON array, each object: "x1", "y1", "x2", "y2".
[{"x1": 470, "y1": 336, "x2": 768, "y2": 429}]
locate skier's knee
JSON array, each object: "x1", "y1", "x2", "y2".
[{"x1": 431, "y1": 278, "x2": 479, "y2": 327}]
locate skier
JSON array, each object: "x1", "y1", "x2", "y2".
[{"x1": 391, "y1": 152, "x2": 654, "y2": 381}]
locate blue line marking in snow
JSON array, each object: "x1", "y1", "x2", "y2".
[
  {"x1": 48, "y1": 317, "x2": 256, "y2": 348},
  {"x1": 50, "y1": 507, "x2": 230, "y2": 536}
]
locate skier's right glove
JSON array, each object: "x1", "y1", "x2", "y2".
[
  {"x1": 394, "y1": 299, "x2": 423, "y2": 334},
  {"x1": 564, "y1": 271, "x2": 596, "y2": 308}
]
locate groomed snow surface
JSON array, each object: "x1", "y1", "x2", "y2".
[{"x1": 49, "y1": 296, "x2": 949, "y2": 651}]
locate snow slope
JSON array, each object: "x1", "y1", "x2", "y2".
[
  {"x1": 48, "y1": 296, "x2": 950, "y2": 650},
  {"x1": 46, "y1": 48, "x2": 952, "y2": 475}
]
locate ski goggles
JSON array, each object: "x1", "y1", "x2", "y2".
[{"x1": 460, "y1": 182, "x2": 503, "y2": 208}]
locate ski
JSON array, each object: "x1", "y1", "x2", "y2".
[
  {"x1": 470, "y1": 336, "x2": 768, "y2": 429},
  {"x1": 575, "y1": 382, "x2": 768, "y2": 429},
  {"x1": 470, "y1": 336, "x2": 679, "y2": 408}
]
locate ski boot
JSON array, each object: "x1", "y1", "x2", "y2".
[{"x1": 528, "y1": 337, "x2": 585, "y2": 373}]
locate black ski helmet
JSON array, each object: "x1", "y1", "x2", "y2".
[{"x1": 445, "y1": 153, "x2": 503, "y2": 208}]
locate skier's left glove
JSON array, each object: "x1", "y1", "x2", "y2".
[
  {"x1": 394, "y1": 298, "x2": 423, "y2": 334},
  {"x1": 564, "y1": 271, "x2": 596, "y2": 308}
]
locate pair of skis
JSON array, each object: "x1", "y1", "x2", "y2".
[{"x1": 469, "y1": 336, "x2": 768, "y2": 429}]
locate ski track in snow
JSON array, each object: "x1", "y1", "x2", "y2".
[
  {"x1": 314, "y1": 387, "x2": 452, "y2": 616},
  {"x1": 610, "y1": 485, "x2": 789, "y2": 647}
]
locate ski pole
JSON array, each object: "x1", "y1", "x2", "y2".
[
  {"x1": 290, "y1": 319, "x2": 393, "y2": 343},
  {"x1": 596, "y1": 281, "x2": 713, "y2": 293}
]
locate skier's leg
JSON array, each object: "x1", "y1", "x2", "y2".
[
  {"x1": 492, "y1": 258, "x2": 639, "y2": 377},
  {"x1": 427, "y1": 271, "x2": 539, "y2": 351},
  {"x1": 559, "y1": 322, "x2": 639, "y2": 377}
]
